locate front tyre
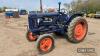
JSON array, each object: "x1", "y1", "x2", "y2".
[
  {"x1": 26, "y1": 31, "x2": 37, "y2": 41},
  {"x1": 36, "y1": 34, "x2": 55, "y2": 54},
  {"x1": 67, "y1": 16, "x2": 88, "y2": 43}
]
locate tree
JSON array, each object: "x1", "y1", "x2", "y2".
[
  {"x1": 2, "y1": 6, "x2": 8, "y2": 12},
  {"x1": 64, "y1": 0, "x2": 100, "y2": 13},
  {"x1": 0, "y1": 7, "x2": 3, "y2": 13}
]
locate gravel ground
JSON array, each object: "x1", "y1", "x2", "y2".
[{"x1": 0, "y1": 13, "x2": 100, "y2": 56}]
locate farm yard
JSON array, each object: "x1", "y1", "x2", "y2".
[{"x1": 0, "y1": 13, "x2": 100, "y2": 56}]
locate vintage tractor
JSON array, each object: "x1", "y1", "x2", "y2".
[{"x1": 27, "y1": 2, "x2": 88, "y2": 54}]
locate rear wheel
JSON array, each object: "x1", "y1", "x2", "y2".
[
  {"x1": 36, "y1": 34, "x2": 55, "y2": 54},
  {"x1": 67, "y1": 16, "x2": 88, "y2": 43}
]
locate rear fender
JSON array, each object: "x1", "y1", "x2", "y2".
[{"x1": 67, "y1": 13, "x2": 84, "y2": 25}]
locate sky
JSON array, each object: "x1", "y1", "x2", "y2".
[{"x1": 0, "y1": 0, "x2": 73, "y2": 11}]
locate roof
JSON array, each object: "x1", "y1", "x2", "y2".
[{"x1": 5, "y1": 9, "x2": 18, "y2": 12}]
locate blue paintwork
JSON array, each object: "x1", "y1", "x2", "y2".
[
  {"x1": 28, "y1": 12, "x2": 83, "y2": 35},
  {"x1": 5, "y1": 11, "x2": 14, "y2": 17}
]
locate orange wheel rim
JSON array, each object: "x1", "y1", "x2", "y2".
[
  {"x1": 28, "y1": 32, "x2": 36, "y2": 41},
  {"x1": 74, "y1": 22, "x2": 86, "y2": 40},
  {"x1": 40, "y1": 37, "x2": 53, "y2": 52}
]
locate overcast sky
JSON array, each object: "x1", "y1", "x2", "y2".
[{"x1": 0, "y1": 0, "x2": 73, "y2": 11}]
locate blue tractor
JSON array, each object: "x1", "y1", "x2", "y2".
[{"x1": 27, "y1": 2, "x2": 88, "y2": 54}]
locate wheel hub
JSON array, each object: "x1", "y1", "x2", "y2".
[
  {"x1": 74, "y1": 22, "x2": 86, "y2": 40},
  {"x1": 28, "y1": 32, "x2": 37, "y2": 41},
  {"x1": 40, "y1": 38, "x2": 53, "y2": 52}
]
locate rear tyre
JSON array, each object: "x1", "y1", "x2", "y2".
[
  {"x1": 67, "y1": 16, "x2": 88, "y2": 43},
  {"x1": 26, "y1": 31, "x2": 37, "y2": 41},
  {"x1": 36, "y1": 34, "x2": 55, "y2": 54}
]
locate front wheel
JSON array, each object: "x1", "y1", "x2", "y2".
[
  {"x1": 67, "y1": 16, "x2": 88, "y2": 43},
  {"x1": 36, "y1": 34, "x2": 55, "y2": 54},
  {"x1": 26, "y1": 31, "x2": 37, "y2": 41}
]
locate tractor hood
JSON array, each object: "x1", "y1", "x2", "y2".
[{"x1": 29, "y1": 12, "x2": 59, "y2": 18}]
